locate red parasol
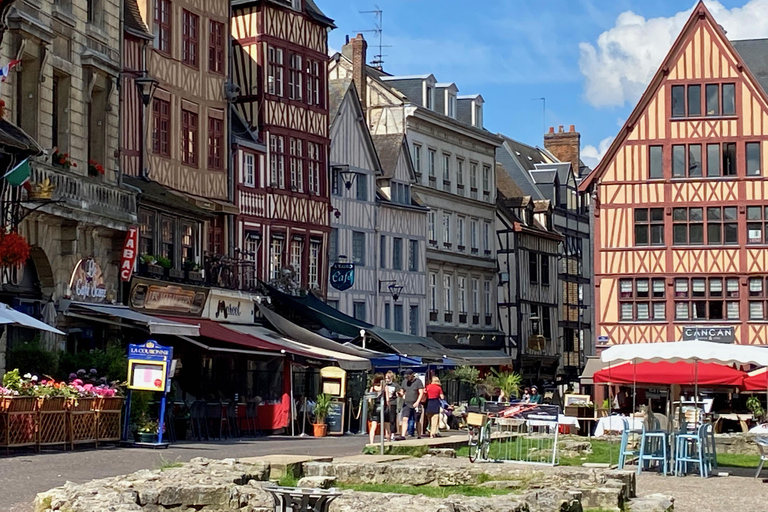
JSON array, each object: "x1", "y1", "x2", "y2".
[{"x1": 593, "y1": 360, "x2": 745, "y2": 387}]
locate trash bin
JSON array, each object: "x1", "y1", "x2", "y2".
[{"x1": 265, "y1": 486, "x2": 341, "y2": 512}]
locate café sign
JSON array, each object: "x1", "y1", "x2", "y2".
[
  {"x1": 203, "y1": 289, "x2": 258, "y2": 324},
  {"x1": 129, "y1": 277, "x2": 208, "y2": 316},
  {"x1": 682, "y1": 325, "x2": 736, "y2": 344},
  {"x1": 329, "y1": 262, "x2": 355, "y2": 291},
  {"x1": 68, "y1": 258, "x2": 108, "y2": 303}
]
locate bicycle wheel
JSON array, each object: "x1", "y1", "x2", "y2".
[
  {"x1": 480, "y1": 421, "x2": 493, "y2": 461},
  {"x1": 467, "y1": 427, "x2": 480, "y2": 463}
]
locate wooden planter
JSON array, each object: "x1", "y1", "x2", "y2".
[
  {"x1": 36, "y1": 397, "x2": 67, "y2": 448},
  {"x1": 94, "y1": 397, "x2": 124, "y2": 444},
  {"x1": 0, "y1": 396, "x2": 37, "y2": 454},
  {"x1": 67, "y1": 398, "x2": 97, "y2": 449}
]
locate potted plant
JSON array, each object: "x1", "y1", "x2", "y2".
[
  {"x1": 487, "y1": 369, "x2": 522, "y2": 402},
  {"x1": 155, "y1": 255, "x2": 172, "y2": 279},
  {"x1": 183, "y1": 259, "x2": 203, "y2": 282},
  {"x1": 142, "y1": 255, "x2": 165, "y2": 278},
  {"x1": 87, "y1": 159, "x2": 105, "y2": 178},
  {"x1": 136, "y1": 414, "x2": 160, "y2": 443},
  {"x1": 312, "y1": 393, "x2": 333, "y2": 437},
  {"x1": 747, "y1": 396, "x2": 765, "y2": 423}
]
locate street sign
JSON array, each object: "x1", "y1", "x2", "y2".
[{"x1": 329, "y1": 262, "x2": 355, "y2": 291}]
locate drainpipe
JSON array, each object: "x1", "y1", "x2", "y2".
[
  {"x1": 374, "y1": 199, "x2": 379, "y2": 326},
  {"x1": 117, "y1": 1, "x2": 124, "y2": 187}
]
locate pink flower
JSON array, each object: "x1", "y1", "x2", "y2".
[
  {"x1": 73, "y1": 379, "x2": 83, "y2": 386},
  {"x1": 83, "y1": 384, "x2": 93, "y2": 392}
]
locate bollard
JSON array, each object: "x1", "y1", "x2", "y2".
[{"x1": 265, "y1": 486, "x2": 341, "y2": 512}]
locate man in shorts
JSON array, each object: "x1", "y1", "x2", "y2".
[{"x1": 400, "y1": 369, "x2": 424, "y2": 438}]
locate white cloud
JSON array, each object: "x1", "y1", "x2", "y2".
[
  {"x1": 579, "y1": 0, "x2": 768, "y2": 108},
  {"x1": 581, "y1": 136, "x2": 614, "y2": 169}
]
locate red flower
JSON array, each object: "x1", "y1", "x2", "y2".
[
  {"x1": 72, "y1": 162, "x2": 77, "y2": 167},
  {"x1": 0, "y1": 232, "x2": 30, "y2": 267}
]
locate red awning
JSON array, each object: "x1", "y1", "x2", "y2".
[
  {"x1": 744, "y1": 367, "x2": 768, "y2": 391},
  {"x1": 160, "y1": 317, "x2": 319, "y2": 359},
  {"x1": 593, "y1": 360, "x2": 745, "y2": 387}
]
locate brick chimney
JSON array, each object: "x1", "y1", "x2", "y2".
[
  {"x1": 544, "y1": 124, "x2": 581, "y2": 177},
  {"x1": 342, "y1": 34, "x2": 367, "y2": 119}
]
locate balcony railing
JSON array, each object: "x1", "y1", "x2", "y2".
[
  {"x1": 135, "y1": 254, "x2": 259, "y2": 293},
  {"x1": 29, "y1": 161, "x2": 137, "y2": 225}
]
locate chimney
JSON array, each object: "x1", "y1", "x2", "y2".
[
  {"x1": 544, "y1": 124, "x2": 582, "y2": 178},
  {"x1": 342, "y1": 34, "x2": 367, "y2": 119}
]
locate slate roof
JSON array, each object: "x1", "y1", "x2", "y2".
[
  {"x1": 495, "y1": 137, "x2": 546, "y2": 200},
  {"x1": 231, "y1": 107, "x2": 260, "y2": 146},
  {"x1": 495, "y1": 163, "x2": 525, "y2": 199},
  {"x1": 124, "y1": 176, "x2": 214, "y2": 218},
  {"x1": 232, "y1": 0, "x2": 335, "y2": 28},
  {"x1": 732, "y1": 38, "x2": 768, "y2": 96},
  {"x1": 371, "y1": 134, "x2": 403, "y2": 179},
  {"x1": 328, "y1": 78, "x2": 351, "y2": 119},
  {"x1": 124, "y1": 0, "x2": 151, "y2": 39}
]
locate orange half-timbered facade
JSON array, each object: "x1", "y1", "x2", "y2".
[
  {"x1": 231, "y1": 0, "x2": 334, "y2": 294},
  {"x1": 580, "y1": 2, "x2": 768, "y2": 347}
]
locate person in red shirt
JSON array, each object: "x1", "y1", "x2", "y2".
[{"x1": 424, "y1": 376, "x2": 445, "y2": 438}]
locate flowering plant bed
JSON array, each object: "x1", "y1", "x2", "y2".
[
  {"x1": 88, "y1": 159, "x2": 105, "y2": 177},
  {"x1": 51, "y1": 148, "x2": 76, "y2": 170}
]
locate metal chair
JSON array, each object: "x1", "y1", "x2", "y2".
[
  {"x1": 675, "y1": 423, "x2": 709, "y2": 477},
  {"x1": 246, "y1": 400, "x2": 262, "y2": 437},
  {"x1": 205, "y1": 402, "x2": 225, "y2": 440},
  {"x1": 755, "y1": 436, "x2": 768, "y2": 478},
  {"x1": 226, "y1": 401, "x2": 240, "y2": 438},
  {"x1": 637, "y1": 419, "x2": 669, "y2": 475}
]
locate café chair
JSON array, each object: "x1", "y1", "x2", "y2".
[
  {"x1": 637, "y1": 419, "x2": 668, "y2": 476},
  {"x1": 675, "y1": 423, "x2": 709, "y2": 477}
]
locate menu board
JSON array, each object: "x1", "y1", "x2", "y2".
[{"x1": 326, "y1": 400, "x2": 345, "y2": 435}]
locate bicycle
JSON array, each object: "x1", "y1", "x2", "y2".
[{"x1": 467, "y1": 414, "x2": 493, "y2": 463}]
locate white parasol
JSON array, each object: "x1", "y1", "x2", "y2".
[{"x1": 0, "y1": 303, "x2": 65, "y2": 335}]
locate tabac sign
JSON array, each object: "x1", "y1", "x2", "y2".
[
  {"x1": 68, "y1": 258, "x2": 108, "y2": 303},
  {"x1": 120, "y1": 226, "x2": 139, "y2": 281},
  {"x1": 682, "y1": 325, "x2": 736, "y2": 344},
  {"x1": 329, "y1": 262, "x2": 355, "y2": 291}
]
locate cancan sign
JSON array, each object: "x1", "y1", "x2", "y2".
[{"x1": 120, "y1": 226, "x2": 139, "y2": 281}]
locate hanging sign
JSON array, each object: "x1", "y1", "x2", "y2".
[
  {"x1": 329, "y1": 262, "x2": 355, "y2": 291},
  {"x1": 129, "y1": 277, "x2": 208, "y2": 316},
  {"x1": 203, "y1": 289, "x2": 258, "y2": 324},
  {"x1": 68, "y1": 258, "x2": 107, "y2": 303},
  {"x1": 127, "y1": 340, "x2": 173, "y2": 392},
  {"x1": 120, "y1": 226, "x2": 139, "y2": 281}
]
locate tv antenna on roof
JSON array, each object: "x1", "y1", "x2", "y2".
[{"x1": 357, "y1": 5, "x2": 391, "y2": 70}]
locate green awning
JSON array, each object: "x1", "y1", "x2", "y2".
[{"x1": 265, "y1": 284, "x2": 450, "y2": 360}]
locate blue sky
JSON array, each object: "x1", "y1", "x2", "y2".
[{"x1": 322, "y1": 0, "x2": 768, "y2": 168}]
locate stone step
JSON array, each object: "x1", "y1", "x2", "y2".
[{"x1": 239, "y1": 454, "x2": 333, "y2": 479}]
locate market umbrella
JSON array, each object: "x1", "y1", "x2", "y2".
[
  {"x1": 593, "y1": 360, "x2": 746, "y2": 387},
  {"x1": 0, "y1": 303, "x2": 65, "y2": 334}
]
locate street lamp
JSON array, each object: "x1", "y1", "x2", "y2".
[
  {"x1": 134, "y1": 75, "x2": 159, "y2": 106},
  {"x1": 331, "y1": 164, "x2": 357, "y2": 190},
  {"x1": 378, "y1": 279, "x2": 403, "y2": 301},
  {"x1": 134, "y1": 74, "x2": 158, "y2": 179}
]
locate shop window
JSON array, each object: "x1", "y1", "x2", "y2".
[{"x1": 181, "y1": 221, "x2": 196, "y2": 263}]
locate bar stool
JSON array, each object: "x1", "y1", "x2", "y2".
[
  {"x1": 675, "y1": 423, "x2": 709, "y2": 477},
  {"x1": 190, "y1": 400, "x2": 208, "y2": 440},
  {"x1": 637, "y1": 419, "x2": 669, "y2": 475}
]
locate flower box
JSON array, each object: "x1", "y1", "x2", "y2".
[
  {"x1": 147, "y1": 263, "x2": 165, "y2": 277},
  {"x1": 95, "y1": 397, "x2": 124, "y2": 444},
  {"x1": 37, "y1": 397, "x2": 67, "y2": 447},
  {"x1": 0, "y1": 396, "x2": 37, "y2": 451},
  {"x1": 67, "y1": 397, "x2": 97, "y2": 449},
  {"x1": 168, "y1": 268, "x2": 185, "y2": 281},
  {"x1": 186, "y1": 270, "x2": 204, "y2": 283}
]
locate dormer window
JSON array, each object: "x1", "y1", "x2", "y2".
[
  {"x1": 474, "y1": 103, "x2": 483, "y2": 128},
  {"x1": 447, "y1": 93, "x2": 456, "y2": 118},
  {"x1": 391, "y1": 181, "x2": 411, "y2": 205},
  {"x1": 291, "y1": 0, "x2": 301, "y2": 11},
  {"x1": 425, "y1": 85, "x2": 433, "y2": 110}
]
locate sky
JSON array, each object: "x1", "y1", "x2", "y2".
[{"x1": 322, "y1": 0, "x2": 768, "y2": 169}]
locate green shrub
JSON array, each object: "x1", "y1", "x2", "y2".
[{"x1": 8, "y1": 341, "x2": 59, "y2": 377}]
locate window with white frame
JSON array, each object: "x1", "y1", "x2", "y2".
[
  {"x1": 442, "y1": 153, "x2": 450, "y2": 183},
  {"x1": 443, "y1": 212, "x2": 451, "y2": 246},
  {"x1": 267, "y1": 46, "x2": 283, "y2": 96},
  {"x1": 425, "y1": 85, "x2": 433, "y2": 109},
  {"x1": 290, "y1": 238, "x2": 303, "y2": 285},
  {"x1": 447, "y1": 93, "x2": 456, "y2": 118},
  {"x1": 470, "y1": 220, "x2": 478, "y2": 252},
  {"x1": 482, "y1": 165, "x2": 491, "y2": 199},
  {"x1": 483, "y1": 222, "x2": 490, "y2": 253},
  {"x1": 269, "y1": 135, "x2": 285, "y2": 188},
  {"x1": 429, "y1": 272, "x2": 437, "y2": 311},
  {"x1": 444, "y1": 274, "x2": 453, "y2": 312},
  {"x1": 458, "y1": 276, "x2": 466, "y2": 314},
  {"x1": 288, "y1": 53, "x2": 302, "y2": 100},
  {"x1": 269, "y1": 236, "x2": 283, "y2": 280},
  {"x1": 307, "y1": 142, "x2": 320, "y2": 194},
  {"x1": 352, "y1": 231, "x2": 365, "y2": 265},
  {"x1": 428, "y1": 149, "x2": 436, "y2": 178},
  {"x1": 457, "y1": 158, "x2": 464, "y2": 188},
  {"x1": 413, "y1": 144, "x2": 421, "y2": 174},
  {"x1": 408, "y1": 239, "x2": 418, "y2": 271},
  {"x1": 472, "y1": 278, "x2": 479, "y2": 319},
  {"x1": 308, "y1": 240, "x2": 320, "y2": 288},
  {"x1": 289, "y1": 138, "x2": 303, "y2": 191},
  {"x1": 428, "y1": 211, "x2": 436, "y2": 242},
  {"x1": 457, "y1": 217, "x2": 465, "y2": 249},
  {"x1": 470, "y1": 162, "x2": 478, "y2": 198},
  {"x1": 484, "y1": 280, "x2": 492, "y2": 323},
  {"x1": 243, "y1": 153, "x2": 255, "y2": 186}
]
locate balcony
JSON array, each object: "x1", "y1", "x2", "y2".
[
  {"x1": 472, "y1": 314, "x2": 480, "y2": 325},
  {"x1": 444, "y1": 311, "x2": 453, "y2": 323},
  {"x1": 459, "y1": 312, "x2": 467, "y2": 324},
  {"x1": 29, "y1": 161, "x2": 137, "y2": 228},
  {"x1": 135, "y1": 254, "x2": 259, "y2": 292},
  {"x1": 429, "y1": 309, "x2": 438, "y2": 322}
]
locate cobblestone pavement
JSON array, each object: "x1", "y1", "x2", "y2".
[
  {"x1": 637, "y1": 469, "x2": 768, "y2": 512},
  {"x1": 0, "y1": 435, "x2": 369, "y2": 512}
]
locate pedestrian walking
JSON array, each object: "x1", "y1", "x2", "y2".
[
  {"x1": 400, "y1": 369, "x2": 424, "y2": 438},
  {"x1": 424, "y1": 376, "x2": 445, "y2": 438},
  {"x1": 385, "y1": 371, "x2": 401, "y2": 441},
  {"x1": 368, "y1": 373, "x2": 389, "y2": 445}
]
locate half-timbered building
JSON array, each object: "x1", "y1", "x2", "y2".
[
  {"x1": 496, "y1": 133, "x2": 593, "y2": 381},
  {"x1": 231, "y1": 0, "x2": 334, "y2": 294},
  {"x1": 124, "y1": 0, "x2": 235, "y2": 283},
  {"x1": 580, "y1": 1, "x2": 768, "y2": 348},
  {"x1": 496, "y1": 169, "x2": 562, "y2": 383},
  {"x1": 330, "y1": 35, "x2": 504, "y2": 353}
]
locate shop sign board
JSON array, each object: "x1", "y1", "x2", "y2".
[
  {"x1": 120, "y1": 226, "x2": 139, "y2": 281},
  {"x1": 129, "y1": 277, "x2": 208, "y2": 316},
  {"x1": 682, "y1": 325, "x2": 735, "y2": 344},
  {"x1": 68, "y1": 258, "x2": 108, "y2": 303},
  {"x1": 204, "y1": 289, "x2": 258, "y2": 324},
  {"x1": 329, "y1": 262, "x2": 355, "y2": 291},
  {"x1": 127, "y1": 340, "x2": 173, "y2": 392}
]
